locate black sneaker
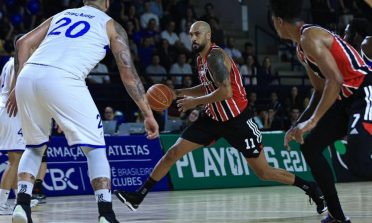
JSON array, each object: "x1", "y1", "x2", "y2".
[
  {"x1": 321, "y1": 213, "x2": 351, "y2": 223},
  {"x1": 12, "y1": 204, "x2": 33, "y2": 223},
  {"x1": 306, "y1": 183, "x2": 327, "y2": 214},
  {"x1": 114, "y1": 190, "x2": 143, "y2": 211}
]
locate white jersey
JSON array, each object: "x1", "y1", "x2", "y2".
[
  {"x1": 26, "y1": 6, "x2": 111, "y2": 79},
  {"x1": 0, "y1": 57, "x2": 15, "y2": 108}
]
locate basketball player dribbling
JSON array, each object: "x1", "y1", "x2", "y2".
[
  {"x1": 7, "y1": 0, "x2": 159, "y2": 222},
  {"x1": 270, "y1": 0, "x2": 372, "y2": 222},
  {"x1": 115, "y1": 21, "x2": 326, "y2": 216}
]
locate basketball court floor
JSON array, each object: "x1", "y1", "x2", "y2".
[{"x1": 1, "y1": 182, "x2": 371, "y2": 223}]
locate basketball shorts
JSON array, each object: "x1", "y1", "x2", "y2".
[
  {"x1": 181, "y1": 108, "x2": 263, "y2": 158},
  {"x1": 0, "y1": 107, "x2": 26, "y2": 151},
  {"x1": 16, "y1": 64, "x2": 105, "y2": 148}
]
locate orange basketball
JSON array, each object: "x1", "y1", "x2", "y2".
[{"x1": 146, "y1": 84, "x2": 174, "y2": 111}]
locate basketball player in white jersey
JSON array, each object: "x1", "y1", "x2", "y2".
[
  {"x1": 7, "y1": 0, "x2": 159, "y2": 222},
  {"x1": 0, "y1": 36, "x2": 39, "y2": 215},
  {"x1": 0, "y1": 54, "x2": 25, "y2": 216}
]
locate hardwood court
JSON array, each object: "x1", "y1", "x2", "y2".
[{"x1": 1, "y1": 182, "x2": 371, "y2": 223}]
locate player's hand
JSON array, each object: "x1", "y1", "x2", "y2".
[
  {"x1": 292, "y1": 118, "x2": 318, "y2": 144},
  {"x1": 144, "y1": 116, "x2": 159, "y2": 139},
  {"x1": 6, "y1": 89, "x2": 17, "y2": 117},
  {"x1": 284, "y1": 127, "x2": 295, "y2": 150},
  {"x1": 177, "y1": 96, "x2": 197, "y2": 112},
  {"x1": 171, "y1": 89, "x2": 178, "y2": 100}
]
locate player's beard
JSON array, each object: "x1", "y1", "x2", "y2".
[{"x1": 192, "y1": 42, "x2": 206, "y2": 53}]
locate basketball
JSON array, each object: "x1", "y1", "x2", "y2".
[{"x1": 146, "y1": 84, "x2": 174, "y2": 111}]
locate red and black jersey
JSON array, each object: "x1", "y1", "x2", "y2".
[
  {"x1": 197, "y1": 44, "x2": 247, "y2": 122},
  {"x1": 296, "y1": 24, "x2": 371, "y2": 99}
]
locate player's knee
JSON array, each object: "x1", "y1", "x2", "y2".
[{"x1": 163, "y1": 147, "x2": 181, "y2": 165}]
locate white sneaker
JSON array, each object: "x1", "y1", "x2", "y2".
[
  {"x1": 30, "y1": 199, "x2": 39, "y2": 208},
  {"x1": 0, "y1": 203, "x2": 13, "y2": 215},
  {"x1": 99, "y1": 216, "x2": 110, "y2": 223},
  {"x1": 12, "y1": 205, "x2": 27, "y2": 223}
]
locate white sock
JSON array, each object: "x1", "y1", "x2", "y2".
[
  {"x1": 95, "y1": 189, "x2": 112, "y2": 203},
  {"x1": 17, "y1": 181, "x2": 34, "y2": 196},
  {"x1": 0, "y1": 189, "x2": 10, "y2": 205}
]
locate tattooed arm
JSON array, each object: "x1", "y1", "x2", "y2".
[
  {"x1": 107, "y1": 20, "x2": 159, "y2": 138},
  {"x1": 177, "y1": 49, "x2": 232, "y2": 112}
]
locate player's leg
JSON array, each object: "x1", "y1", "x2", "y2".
[
  {"x1": 0, "y1": 151, "x2": 22, "y2": 215},
  {"x1": 345, "y1": 82, "x2": 372, "y2": 180},
  {"x1": 223, "y1": 111, "x2": 326, "y2": 214},
  {"x1": 80, "y1": 147, "x2": 118, "y2": 223},
  {"x1": 12, "y1": 65, "x2": 52, "y2": 223},
  {"x1": 115, "y1": 113, "x2": 219, "y2": 211},
  {"x1": 32, "y1": 151, "x2": 47, "y2": 204},
  {"x1": 299, "y1": 102, "x2": 349, "y2": 222},
  {"x1": 40, "y1": 72, "x2": 118, "y2": 222}
]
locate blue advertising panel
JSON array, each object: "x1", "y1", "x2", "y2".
[{"x1": 0, "y1": 136, "x2": 169, "y2": 197}]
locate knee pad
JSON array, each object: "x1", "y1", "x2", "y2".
[
  {"x1": 18, "y1": 146, "x2": 46, "y2": 177},
  {"x1": 81, "y1": 147, "x2": 111, "y2": 180}
]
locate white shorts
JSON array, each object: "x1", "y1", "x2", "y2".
[
  {"x1": 0, "y1": 107, "x2": 26, "y2": 151},
  {"x1": 16, "y1": 64, "x2": 105, "y2": 148}
]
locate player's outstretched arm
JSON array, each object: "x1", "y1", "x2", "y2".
[
  {"x1": 107, "y1": 20, "x2": 159, "y2": 139},
  {"x1": 174, "y1": 84, "x2": 205, "y2": 99}
]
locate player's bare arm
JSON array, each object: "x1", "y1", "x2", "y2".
[
  {"x1": 175, "y1": 84, "x2": 205, "y2": 99},
  {"x1": 107, "y1": 19, "x2": 158, "y2": 138},
  {"x1": 284, "y1": 65, "x2": 324, "y2": 148},
  {"x1": 6, "y1": 17, "x2": 52, "y2": 117},
  {"x1": 300, "y1": 29, "x2": 343, "y2": 123},
  {"x1": 177, "y1": 49, "x2": 232, "y2": 112},
  {"x1": 362, "y1": 37, "x2": 372, "y2": 59}
]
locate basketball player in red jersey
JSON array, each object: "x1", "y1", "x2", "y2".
[
  {"x1": 270, "y1": 0, "x2": 372, "y2": 222},
  {"x1": 115, "y1": 21, "x2": 327, "y2": 215}
]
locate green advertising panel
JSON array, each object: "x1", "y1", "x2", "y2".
[{"x1": 160, "y1": 132, "x2": 334, "y2": 190}]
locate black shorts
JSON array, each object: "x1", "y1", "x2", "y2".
[{"x1": 181, "y1": 108, "x2": 263, "y2": 158}]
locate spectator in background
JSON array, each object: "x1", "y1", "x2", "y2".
[
  {"x1": 181, "y1": 75, "x2": 193, "y2": 88},
  {"x1": 140, "y1": 1, "x2": 159, "y2": 29},
  {"x1": 258, "y1": 56, "x2": 276, "y2": 85},
  {"x1": 179, "y1": 21, "x2": 193, "y2": 52},
  {"x1": 270, "y1": 92, "x2": 283, "y2": 116},
  {"x1": 149, "y1": 0, "x2": 163, "y2": 18},
  {"x1": 247, "y1": 92, "x2": 258, "y2": 116},
  {"x1": 224, "y1": 37, "x2": 243, "y2": 64},
  {"x1": 103, "y1": 106, "x2": 115, "y2": 121},
  {"x1": 209, "y1": 17, "x2": 225, "y2": 47},
  {"x1": 87, "y1": 62, "x2": 110, "y2": 84},
  {"x1": 180, "y1": 6, "x2": 197, "y2": 32},
  {"x1": 142, "y1": 18, "x2": 160, "y2": 43},
  {"x1": 146, "y1": 54, "x2": 167, "y2": 83},
  {"x1": 169, "y1": 53, "x2": 193, "y2": 85},
  {"x1": 199, "y1": 3, "x2": 219, "y2": 24},
  {"x1": 267, "y1": 108, "x2": 284, "y2": 130},
  {"x1": 138, "y1": 37, "x2": 156, "y2": 69},
  {"x1": 239, "y1": 54, "x2": 258, "y2": 86},
  {"x1": 283, "y1": 107, "x2": 300, "y2": 131},
  {"x1": 127, "y1": 4, "x2": 141, "y2": 32},
  {"x1": 157, "y1": 38, "x2": 176, "y2": 71},
  {"x1": 160, "y1": 20, "x2": 179, "y2": 46},
  {"x1": 242, "y1": 42, "x2": 258, "y2": 65},
  {"x1": 284, "y1": 86, "x2": 303, "y2": 114}
]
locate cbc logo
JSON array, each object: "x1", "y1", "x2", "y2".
[{"x1": 44, "y1": 168, "x2": 79, "y2": 191}]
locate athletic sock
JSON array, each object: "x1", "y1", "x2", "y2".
[
  {"x1": 0, "y1": 189, "x2": 10, "y2": 205},
  {"x1": 293, "y1": 176, "x2": 312, "y2": 193},
  {"x1": 137, "y1": 177, "x2": 157, "y2": 197}
]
